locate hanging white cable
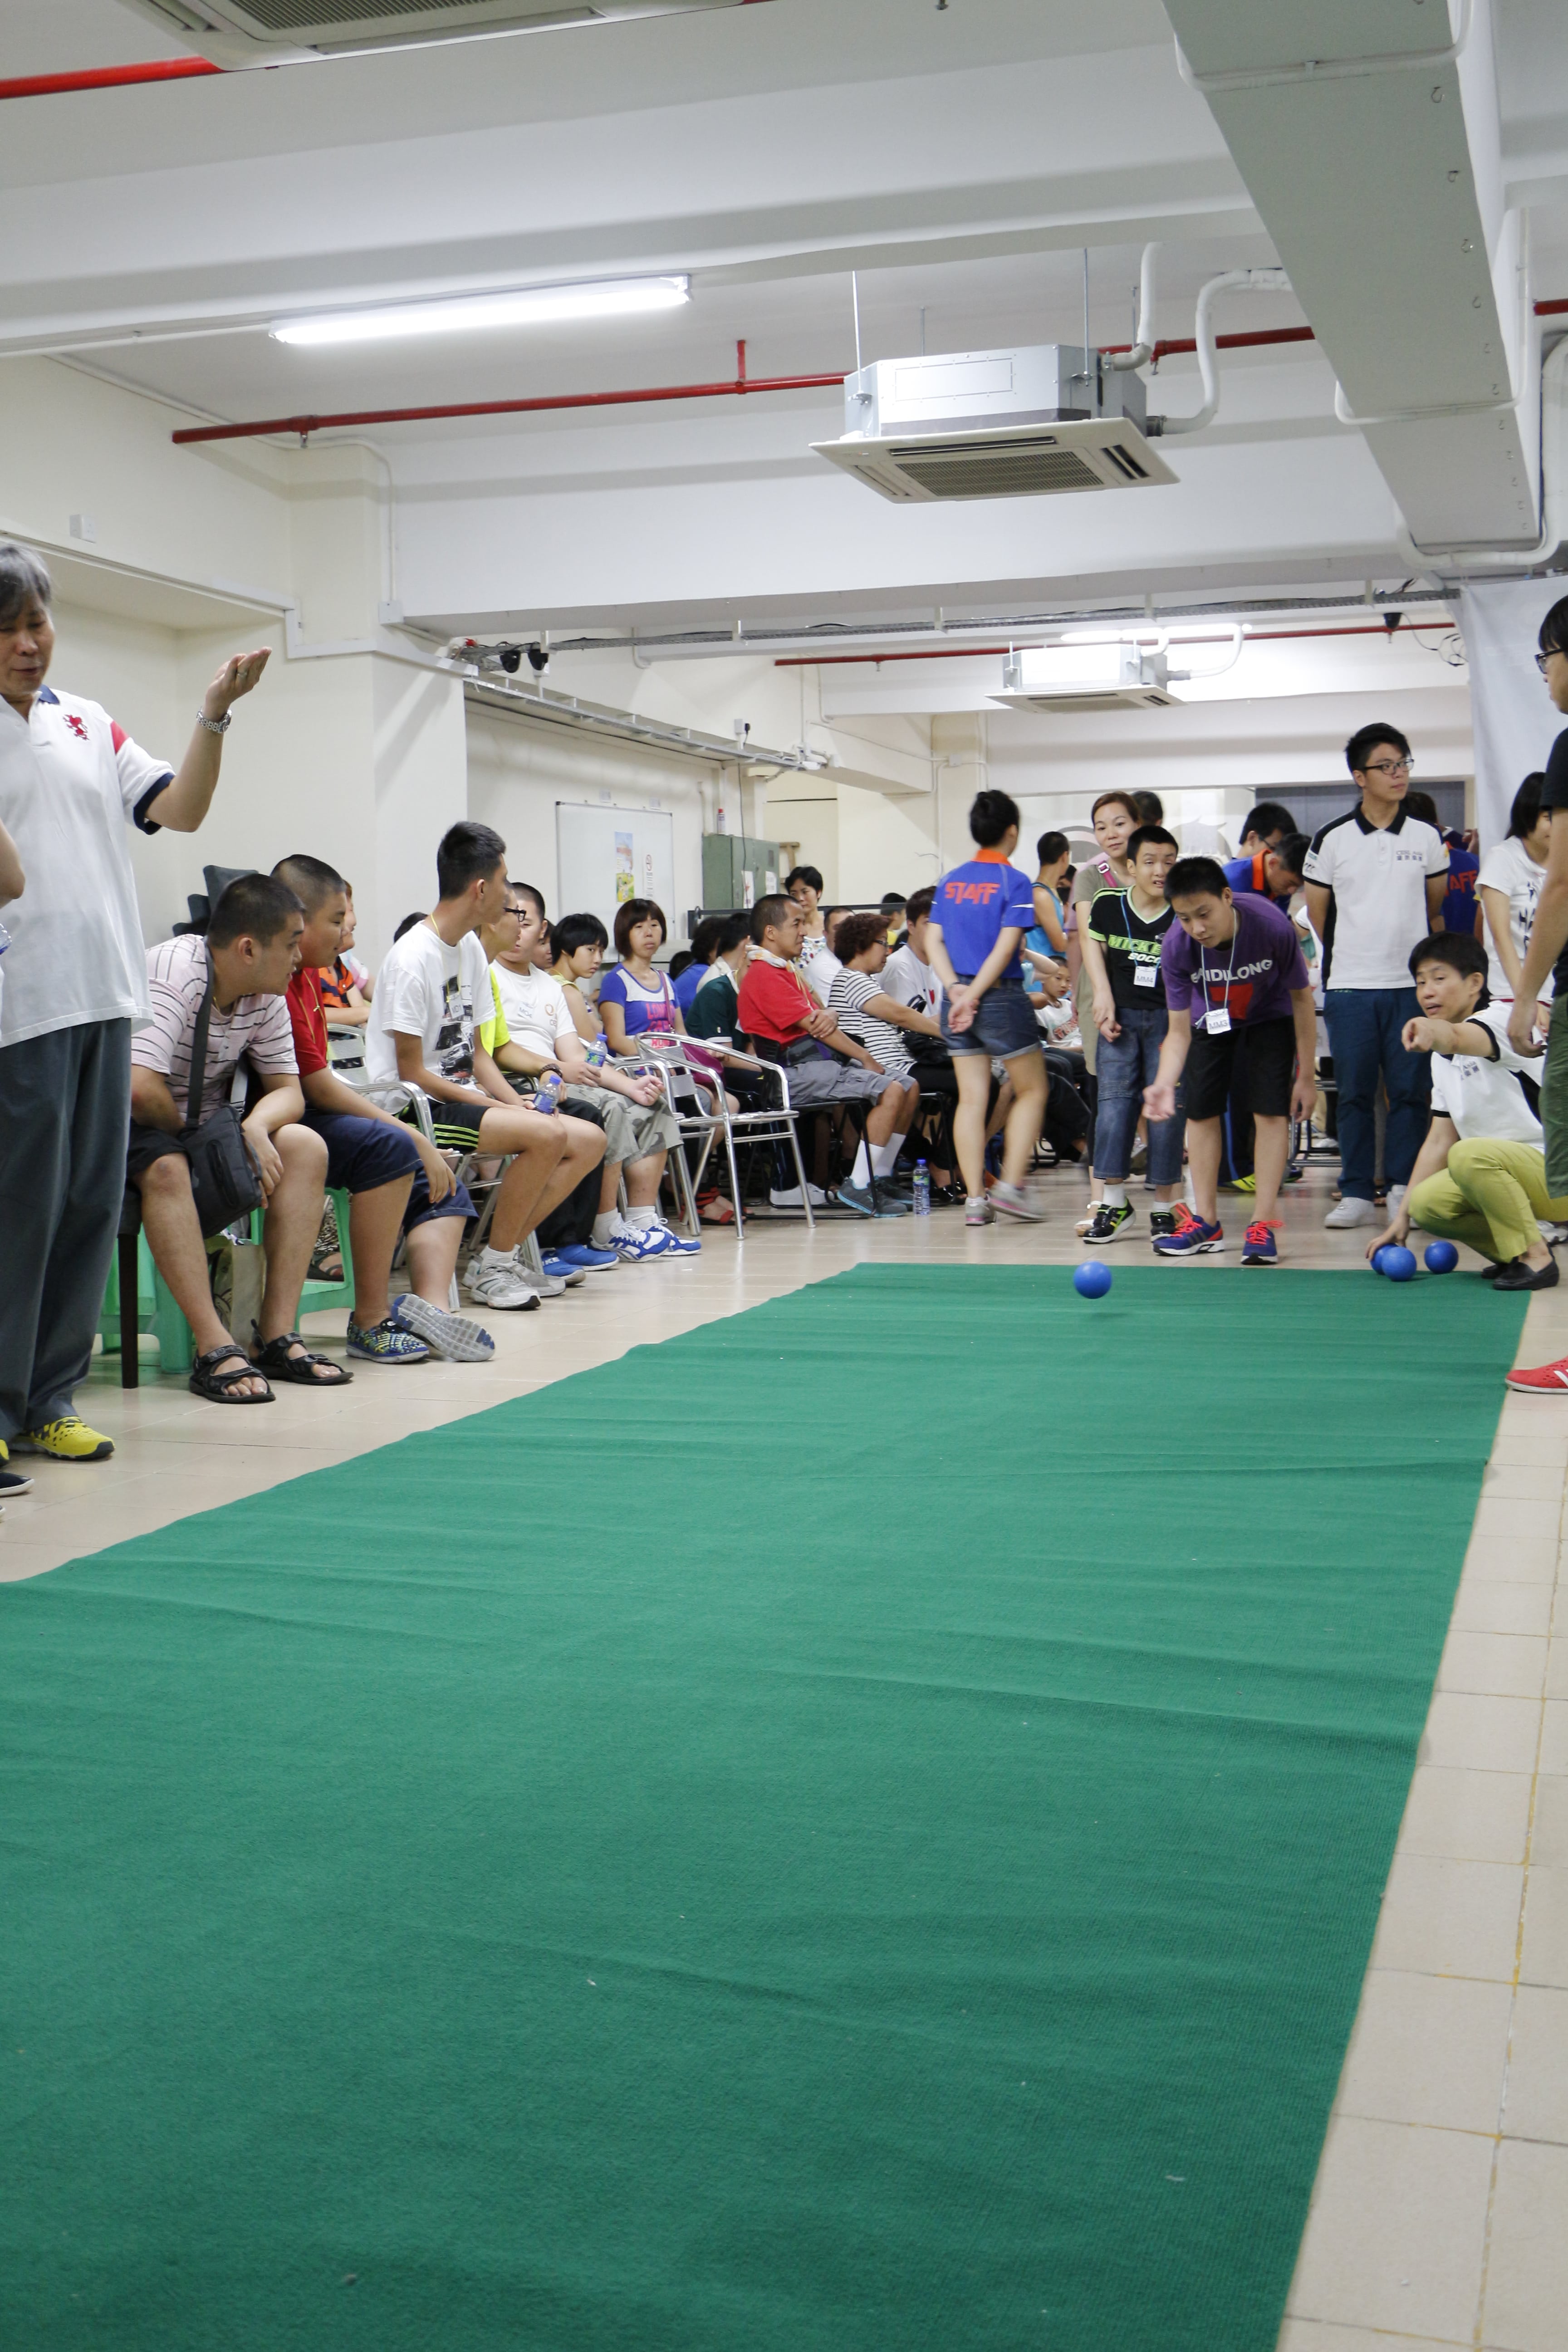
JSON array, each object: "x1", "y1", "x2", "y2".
[
  {"x1": 1154, "y1": 269, "x2": 1292, "y2": 437},
  {"x1": 1102, "y1": 243, "x2": 1160, "y2": 374}
]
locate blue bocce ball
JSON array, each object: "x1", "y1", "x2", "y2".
[
  {"x1": 1424, "y1": 1241, "x2": 1459, "y2": 1274},
  {"x1": 1382, "y1": 1245, "x2": 1418, "y2": 1283},
  {"x1": 1074, "y1": 1259, "x2": 1113, "y2": 1300}
]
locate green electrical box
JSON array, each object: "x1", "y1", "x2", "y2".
[{"x1": 701, "y1": 833, "x2": 782, "y2": 915}]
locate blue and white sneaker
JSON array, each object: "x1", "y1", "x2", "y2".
[
  {"x1": 834, "y1": 1181, "x2": 908, "y2": 1218},
  {"x1": 554, "y1": 1240, "x2": 620, "y2": 1274},
  {"x1": 653, "y1": 1220, "x2": 701, "y2": 1254},
  {"x1": 1153, "y1": 1210, "x2": 1225, "y2": 1257},
  {"x1": 540, "y1": 1250, "x2": 588, "y2": 1287},
  {"x1": 389, "y1": 1293, "x2": 497, "y2": 1360},
  {"x1": 611, "y1": 1221, "x2": 674, "y2": 1262},
  {"x1": 347, "y1": 1316, "x2": 430, "y2": 1365}
]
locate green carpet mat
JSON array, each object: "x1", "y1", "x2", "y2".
[{"x1": 0, "y1": 1264, "x2": 1522, "y2": 2351}]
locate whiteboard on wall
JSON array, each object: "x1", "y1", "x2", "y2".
[{"x1": 555, "y1": 802, "x2": 677, "y2": 951}]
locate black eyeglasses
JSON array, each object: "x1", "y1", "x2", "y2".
[
  {"x1": 1361, "y1": 757, "x2": 1413, "y2": 778},
  {"x1": 1537, "y1": 651, "x2": 1564, "y2": 675}
]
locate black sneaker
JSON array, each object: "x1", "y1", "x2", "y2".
[
  {"x1": 1150, "y1": 1209, "x2": 1179, "y2": 1245},
  {"x1": 1086, "y1": 1201, "x2": 1135, "y2": 1244}
]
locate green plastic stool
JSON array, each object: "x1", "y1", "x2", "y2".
[{"x1": 102, "y1": 1189, "x2": 355, "y2": 1387}]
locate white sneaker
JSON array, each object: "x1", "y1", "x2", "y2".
[
  {"x1": 769, "y1": 1181, "x2": 828, "y2": 1208},
  {"x1": 464, "y1": 1255, "x2": 542, "y2": 1311},
  {"x1": 611, "y1": 1221, "x2": 674, "y2": 1262},
  {"x1": 1324, "y1": 1196, "x2": 1379, "y2": 1229},
  {"x1": 388, "y1": 1293, "x2": 496, "y2": 1362},
  {"x1": 512, "y1": 1250, "x2": 567, "y2": 1297},
  {"x1": 1387, "y1": 1184, "x2": 1407, "y2": 1215}
]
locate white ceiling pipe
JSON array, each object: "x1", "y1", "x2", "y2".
[
  {"x1": 1102, "y1": 242, "x2": 1160, "y2": 375},
  {"x1": 1396, "y1": 335, "x2": 1568, "y2": 570},
  {"x1": 1173, "y1": 0, "x2": 1473, "y2": 97},
  {"x1": 1154, "y1": 268, "x2": 1292, "y2": 437}
]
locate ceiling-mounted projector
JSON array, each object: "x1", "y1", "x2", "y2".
[
  {"x1": 993, "y1": 646, "x2": 1177, "y2": 713},
  {"x1": 119, "y1": 0, "x2": 748, "y2": 66},
  {"x1": 812, "y1": 344, "x2": 1177, "y2": 503}
]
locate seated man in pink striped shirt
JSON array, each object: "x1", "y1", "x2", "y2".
[{"x1": 128, "y1": 872, "x2": 341, "y2": 1404}]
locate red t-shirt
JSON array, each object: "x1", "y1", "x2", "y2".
[
  {"x1": 737, "y1": 956, "x2": 821, "y2": 1045},
  {"x1": 284, "y1": 965, "x2": 330, "y2": 1078}
]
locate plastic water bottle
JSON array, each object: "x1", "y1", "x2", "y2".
[
  {"x1": 912, "y1": 1159, "x2": 931, "y2": 1217},
  {"x1": 534, "y1": 1070, "x2": 563, "y2": 1115},
  {"x1": 586, "y1": 1034, "x2": 607, "y2": 1070}
]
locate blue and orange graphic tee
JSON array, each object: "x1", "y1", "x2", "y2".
[{"x1": 931, "y1": 849, "x2": 1037, "y2": 980}]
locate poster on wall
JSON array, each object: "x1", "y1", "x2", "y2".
[{"x1": 557, "y1": 803, "x2": 677, "y2": 951}]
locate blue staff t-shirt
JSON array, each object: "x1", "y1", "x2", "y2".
[{"x1": 932, "y1": 850, "x2": 1036, "y2": 979}]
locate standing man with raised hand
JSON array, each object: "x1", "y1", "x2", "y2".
[
  {"x1": 0, "y1": 540, "x2": 269, "y2": 1474},
  {"x1": 1302, "y1": 723, "x2": 1450, "y2": 1232}
]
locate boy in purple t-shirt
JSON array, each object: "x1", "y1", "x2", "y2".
[
  {"x1": 1142, "y1": 857, "x2": 1318, "y2": 1264},
  {"x1": 926, "y1": 788, "x2": 1047, "y2": 1225}
]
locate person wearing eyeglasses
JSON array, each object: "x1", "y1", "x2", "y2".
[{"x1": 1301, "y1": 723, "x2": 1450, "y2": 1230}]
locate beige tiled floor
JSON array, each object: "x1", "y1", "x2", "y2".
[{"x1": 5, "y1": 1159, "x2": 1568, "y2": 2349}]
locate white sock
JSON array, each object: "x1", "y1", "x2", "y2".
[
  {"x1": 1103, "y1": 1183, "x2": 1128, "y2": 1209},
  {"x1": 481, "y1": 1244, "x2": 514, "y2": 1269},
  {"x1": 871, "y1": 1137, "x2": 903, "y2": 1176},
  {"x1": 626, "y1": 1205, "x2": 657, "y2": 1230},
  {"x1": 851, "y1": 1143, "x2": 872, "y2": 1187},
  {"x1": 592, "y1": 1213, "x2": 619, "y2": 1246}
]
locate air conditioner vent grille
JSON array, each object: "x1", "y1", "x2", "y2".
[
  {"x1": 889, "y1": 443, "x2": 1104, "y2": 498},
  {"x1": 129, "y1": 0, "x2": 738, "y2": 57}
]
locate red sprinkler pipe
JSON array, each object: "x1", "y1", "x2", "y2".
[
  {"x1": 172, "y1": 341, "x2": 844, "y2": 443},
  {"x1": 0, "y1": 58, "x2": 223, "y2": 102}
]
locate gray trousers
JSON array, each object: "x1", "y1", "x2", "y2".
[{"x1": 0, "y1": 1018, "x2": 131, "y2": 1439}]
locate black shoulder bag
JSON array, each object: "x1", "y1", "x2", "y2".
[{"x1": 183, "y1": 948, "x2": 265, "y2": 1238}]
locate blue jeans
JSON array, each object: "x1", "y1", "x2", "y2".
[
  {"x1": 1093, "y1": 1003, "x2": 1186, "y2": 1184},
  {"x1": 1323, "y1": 986, "x2": 1431, "y2": 1200}
]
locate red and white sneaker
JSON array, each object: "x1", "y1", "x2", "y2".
[{"x1": 1505, "y1": 1356, "x2": 1568, "y2": 1393}]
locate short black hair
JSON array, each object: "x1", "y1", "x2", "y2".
[
  {"x1": 1345, "y1": 721, "x2": 1411, "y2": 776},
  {"x1": 1240, "y1": 801, "x2": 1298, "y2": 845},
  {"x1": 668, "y1": 949, "x2": 694, "y2": 981},
  {"x1": 1127, "y1": 823, "x2": 1178, "y2": 859},
  {"x1": 689, "y1": 915, "x2": 727, "y2": 965},
  {"x1": 1165, "y1": 855, "x2": 1230, "y2": 902},
  {"x1": 1035, "y1": 831, "x2": 1070, "y2": 867},
  {"x1": 1273, "y1": 832, "x2": 1312, "y2": 877},
  {"x1": 1509, "y1": 772, "x2": 1547, "y2": 839},
  {"x1": 1402, "y1": 789, "x2": 1440, "y2": 830},
  {"x1": 208, "y1": 872, "x2": 303, "y2": 949},
  {"x1": 880, "y1": 891, "x2": 907, "y2": 912},
  {"x1": 751, "y1": 892, "x2": 794, "y2": 944},
  {"x1": 436, "y1": 820, "x2": 507, "y2": 901},
  {"x1": 1410, "y1": 930, "x2": 1488, "y2": 986},
  {"x1": 968, "y1": 788, "x2": 1020, "y2": 848},
  {"x1": 552, "y1": 911, "x2": 608, "y2": 957},
  {"x1": 612, "y1": 896, "x2": 666, "y2": 956},
  {"x1": 906, "y1": 885, "x2": 936, "y2": 923},
  {"x1": 1131, "y1": 790, "x2": 1164, "y2": 823},
  {"x1": 507, "y1": 879, "x2": 546, "y2": 920},
  {"x1": 1539, "y1": 596, "x2": 1568, "y2": 660},
  {"x1": 785, "y1": 865, "x2": 823, "y2": 897},
  {"x1": 271, "y1": 853, "x2": 345, "y2": 914},
  {"x1": 715, "y1": 912, "x2": 751, "y2": 955},
  {"x1": 393, "y1": 911, "x2": 426, "y2": 941}
]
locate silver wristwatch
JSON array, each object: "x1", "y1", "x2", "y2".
[{"x1": 195, "y1": 710, "x2": 231, "y2": 735}]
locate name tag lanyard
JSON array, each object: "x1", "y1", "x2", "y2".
[
  {"x1": 1122, "y1": 893, "x2": 1162, "y2": 989},
  {"x1": 1198, "y1": 918, "x2": 1241, "y2": 1035}
]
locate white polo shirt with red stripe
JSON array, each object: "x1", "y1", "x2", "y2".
[{"x1": 0, "y1": 685, "x2": 172, "y2": 1047}]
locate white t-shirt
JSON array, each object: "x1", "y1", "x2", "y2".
[
  {"x1": 366, "y1": 921, "x2": 491, "y2": 1105},
  {"x1": 882, "y1": 942, "x2": 942, "y2": 1018},
  {"x1": 490, "y1": 960, "x2": 576, "y2": 1058},
  {"x1": 1476, "y1": 834, "x2": 1551, "y2": 1002},
  {"x1": 1428, "y1": 1004, "x2": 1542, "y2": 1146},
  {"x1": 797, "y1": 930, "x2": 843, "y2": 1005},
  {"x1": 0, "y1": 685, "x2": 172, "y2": 1047},
  {"x1": 1302, "y1": 808, "x2": 1449, "y2": 990}
]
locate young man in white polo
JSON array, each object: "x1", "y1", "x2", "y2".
[
  {"x1": 0, "y1": 539, "x2": 269, "y2": 1471},
  {"x1": 1302, "y1": 722, "x2": 1449, "y2": 1230}
]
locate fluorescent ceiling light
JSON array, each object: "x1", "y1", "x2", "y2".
[{"x1": 271, "y1": 277, "x2": 690, "y2": 348}]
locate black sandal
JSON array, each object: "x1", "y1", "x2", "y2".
[
  {"x1": 189, "y1": 1344, "x2": 274, "y2": 1404},
  {"x1": 251, "y1": 1330, "x2": 354, "y2": 1387}
]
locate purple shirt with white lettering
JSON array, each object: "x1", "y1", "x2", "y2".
[{"x1": 1161, "y1": 892, "x2": 1308, "y2": 1031}]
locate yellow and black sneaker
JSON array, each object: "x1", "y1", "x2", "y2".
[{"x1": 10, "y1": 1417, "x2": 114, "y2": 1464}]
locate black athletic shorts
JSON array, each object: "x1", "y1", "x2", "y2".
[{"x1": 1184, "y1": 1014, "x2": 1296, "y2": 1123}]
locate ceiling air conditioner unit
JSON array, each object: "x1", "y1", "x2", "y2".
[
  {"x1": 812, "y1": 344, "x2": 1177, "y2": 503},
  {"x1": 994, "y1": 646, "x2": 1177, "y2": 713},
  {"x1": 120, "y1": 0, "x2": 747, "y2": 65}
]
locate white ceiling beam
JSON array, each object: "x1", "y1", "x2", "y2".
[{"x1": 1163, "y1": 0, "x2": 1544, "y2": 552}]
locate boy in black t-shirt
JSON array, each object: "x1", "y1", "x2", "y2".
[{"x1": 1083, "y1": 824, "x2": 1186, "y2": 1243}]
